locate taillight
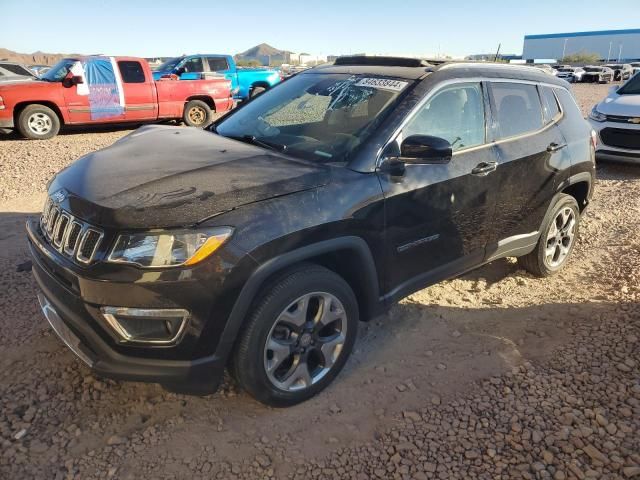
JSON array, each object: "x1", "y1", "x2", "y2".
[{"x1": 590, "y1": 129, "x2": 597, "y2": 149}]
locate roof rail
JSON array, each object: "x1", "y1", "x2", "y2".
[
  {"x1": 334, "y1": 56, "x2": 432, "y2": 68},
  {"x1": 438, "y1": 62, "x2": 547, "y2": 73}
]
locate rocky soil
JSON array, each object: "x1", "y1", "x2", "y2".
[{"x1": 0, "y1": 84, "x2": 638, "y2": 479}]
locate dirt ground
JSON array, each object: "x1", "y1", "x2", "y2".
[{"x1": 0, "y1": 83, "x2": 638, "y2": 480}]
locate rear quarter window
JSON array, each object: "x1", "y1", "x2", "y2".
[
  {"x1": 207, "y1": 57, "x2": 229, "y2": 71},
  {"x1": 118, "y1": 61, "x2": 146, "y2": 83},
  {"x1": 489, "y1": 82, "x2": 544, "y2": 139},
  {"x1": 540, "y1": 86, "x2": 561, "y2": 123}
]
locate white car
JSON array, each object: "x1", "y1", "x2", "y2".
[
  {"x1": 555, "y1": 66, "x2": 585, "y2": 83},
  {"x1": 588, "y1": 74, "x2": 640, "y2": 163}
]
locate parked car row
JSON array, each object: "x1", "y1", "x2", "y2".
[
  {"x1": 549, "y1": 63, "x2": 637, "y2": 84},
  {"x1": 0, "y1": 56, "x2": 234, "y2": 139}
]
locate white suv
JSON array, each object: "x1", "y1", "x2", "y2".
[{"x1": 588, "y1": 74, "x2": 640, "y2": 163}]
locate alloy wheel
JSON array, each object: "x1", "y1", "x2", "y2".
[
  {"x1": 263, "y1": 292, "x2": 348, "y2": 392},
  {"x1": 544, "y1": 207, "x2": 576, "y2": 268}
]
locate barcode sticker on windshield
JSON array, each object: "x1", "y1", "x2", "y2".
[{"x1": 355, "y1": 78, "x2": 408, "y2": 91}]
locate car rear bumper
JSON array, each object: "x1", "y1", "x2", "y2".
[{"x1": 27, "y1": 219, "x2": 225, "y2": 393}]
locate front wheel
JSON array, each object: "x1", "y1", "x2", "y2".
[
  {"x1": 231, "y1": 265, "x2": 358, "y2": 407},
  {"x1": 17, "y1": 104, "x2": 60, "y2": 139},
  {"x1": 183, "y1": 100, "x2": 212, "y2": 127},
  {"x1": 518, "y1": 194, "x2": 580, "y2": 277}
]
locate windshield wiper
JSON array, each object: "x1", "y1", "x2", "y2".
[{"x1": 229, "y1": 135, "x2": 287, "y2": 153}]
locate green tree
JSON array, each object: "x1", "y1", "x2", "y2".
[
  {"x1": 561, "y1": 51, "x2": 600, "y2": 64},
  {"x1": 236, "y1": 59, "x2": 263, "y2": 67}
]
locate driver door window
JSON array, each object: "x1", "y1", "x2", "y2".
[
  {"x1": 182, "y1": 57, "x2": 204, "y2": 73},
  {"x1": 403, "y1": 83, "x2": 486, "y2": 151}
]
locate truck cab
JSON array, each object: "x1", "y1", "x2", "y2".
[{"x1": 152, "y1": 54, "x2": 281, "y2": 100}]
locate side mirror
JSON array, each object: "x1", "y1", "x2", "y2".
[
  {"x1": 62, "y1": 72, "x2": 83, "y2": 88},
  {"x1": 175, "y1": 67, "x2": 186, "y2": 76},
  {"x1": 399, "y1": 135, "x2": 452, "y2": 164}
]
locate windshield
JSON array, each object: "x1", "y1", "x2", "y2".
[
  {"x1": 584, "y1": 67, "x2": 602, "y2": 72},
  {"x1": 618, "y1": 75, "x2": 640, "y2": 95},
  {"x1": 41, "y1": 59, "x2": 76, "y2": 81},
  {"x1": 156, "y1": 57, "x2": 183, "y2": 72},
  {"x1": 214, "y1": 73, "x2": 409, "y2": 163}
]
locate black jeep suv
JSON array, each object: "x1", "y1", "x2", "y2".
[{"x1": 28, "y1": 57, "x2": 595, "y2": 406}]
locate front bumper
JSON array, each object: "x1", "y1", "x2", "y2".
[
  {"x1": 27, "y1": 218, "x2": 228, "y2": 393},
  {"x1": 589, "y1": 119, "x2": 640, "y2": 164}
]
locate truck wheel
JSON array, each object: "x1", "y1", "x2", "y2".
[
  {"x1": 183, "y1": 100, "x2": 212, "y2": 128},
  {"x1": 17, "y1": 104, "x2": 60, "y2": 139},
  {"x1": 250, "y1": 86, "x2": 267, "y2": 98},
  {"x1": 518, "y1": 194, "x2": 580, "y2": 278},
  {"x1": 231, "y1": 264, "x2": 358, "y2": 407}
]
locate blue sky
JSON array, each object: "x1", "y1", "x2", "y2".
[{"x1": 2, "y1": 0, "x2": 639, "y2": 58}]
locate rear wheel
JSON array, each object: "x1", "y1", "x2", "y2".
[
  {"x1": 249, "y1": 85, "x2": 267, "y2": 98},
  {"x1": 17, "y1": 104, "x2": 60, "y2": 139},
  {"x1": 518, "y1": 194, "x2": 580, "y2": 277},
  {"x1": 183, "y1": 100, "x2": 212, "y2": 127},
  {"x1": 231, "y1": 265, "x2": 358, "y2": 407}
]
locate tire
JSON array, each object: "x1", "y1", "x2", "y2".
[
  {"x1": 231, "y1": 264, "x2": 358, "y2": 407},
  {"x1": 17, "y1": 104, "x2": 60, "y2": 139},
  {"x1": 182, "y1": 100, "x2": 212, "y2": 128},
  {"x1": 518, "y1": 194, "x2": 580, "y2": 278},
  {"x1": 249, "y1": 85, "x2": 267, "y2": 98}
]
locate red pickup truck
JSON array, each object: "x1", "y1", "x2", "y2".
[{"x1": 0, "y1": 56, "x2": 234, "y2": 139}]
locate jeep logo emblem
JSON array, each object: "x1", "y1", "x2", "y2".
[{"x1": 51, "y1": 190, "x2": 66, "y2": 203}]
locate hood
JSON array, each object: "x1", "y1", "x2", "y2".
[
  {"x1": 50, "y1": 125, "x2": 331, "y2": 229},
  {"x1": 0, "y1": 79, "x2": 46, "y2": 90},
  {"x1": 597, "y1": 92, "x2": 640, "y2": 116}
]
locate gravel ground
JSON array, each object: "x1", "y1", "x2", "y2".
[{"x1": 0, "y1": 83, "x2": 638, "y2": 480}]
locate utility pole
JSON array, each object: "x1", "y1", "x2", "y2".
[
  {"x1": 607, "y1": 42, "x2": 612, "y2": 62},
  {"x1": 618, "y1": 43, "x2": 623, "y2": 62},
  {"x1": 494, "y1": 43, "x2": 501, "y2": 62},
  {"x1": 562, "y1": 38, "x2": 568, "y2": 61}
]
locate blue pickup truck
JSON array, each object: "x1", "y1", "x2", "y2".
[{"x1": 152, "y1": 54, "x2": 281, "y2": 100}]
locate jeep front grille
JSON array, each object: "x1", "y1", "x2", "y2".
[{"x1": 40, "y1": 198, "x2": 104, "y2": 264}]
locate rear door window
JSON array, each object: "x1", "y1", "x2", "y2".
[
  {"x1": 206, "y1": 57, "x2": 229, "y2": 72},
  {"x1": 403, "y1": 82, "x2": 486, "y2": 152},
  {"x1": 118, "y1": 61, "x2": 146, "y2": 83},
  {"x1": 489, "y1": 82, "x2": 544, "y2": 139},
  {"x1": 539, "y1": 86, "x2": 561, "y2": 123}
]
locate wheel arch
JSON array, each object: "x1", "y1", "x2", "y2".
[
  {"x1": 184, "y1": 95, "x2": 216, "y2": 112},
  {"x1": 14, "y1": 101, "x2": 65, "y2": 125},
  {"x1": 215, "y1": 237, "x2": 382, "y2": 366},
  {"x1": 251, "y1": 81, "x2": 270, "y2": 90},
  {"x1": 559, "y1": 172, "x2": 592, "y2": 212}
]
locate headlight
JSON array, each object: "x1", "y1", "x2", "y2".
[
  {"x1": 108, "y1": 227, "x2": 233, "y2": 268},
  {"x1": 588, "y1": 106, "x2": 606, "y2": 122}
]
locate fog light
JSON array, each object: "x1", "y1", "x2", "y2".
[{"x1": 101, "y1": 307, "x2": 189, "y2": 345}]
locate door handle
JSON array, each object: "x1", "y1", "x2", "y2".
[
  {"x1": 547, "y1": 142, "x2": 567, "y2": 152},
  {"x1": 471, "y1": 161, "x2": 497, "y2": 176}
]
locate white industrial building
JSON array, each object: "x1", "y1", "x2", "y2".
[{"x1": 523, "y1": 29, "x2": 640, "y2": 62}]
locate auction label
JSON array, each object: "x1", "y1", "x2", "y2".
[{"x1": 355, "y1": 78, "x2": 408, "y2": 91}]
